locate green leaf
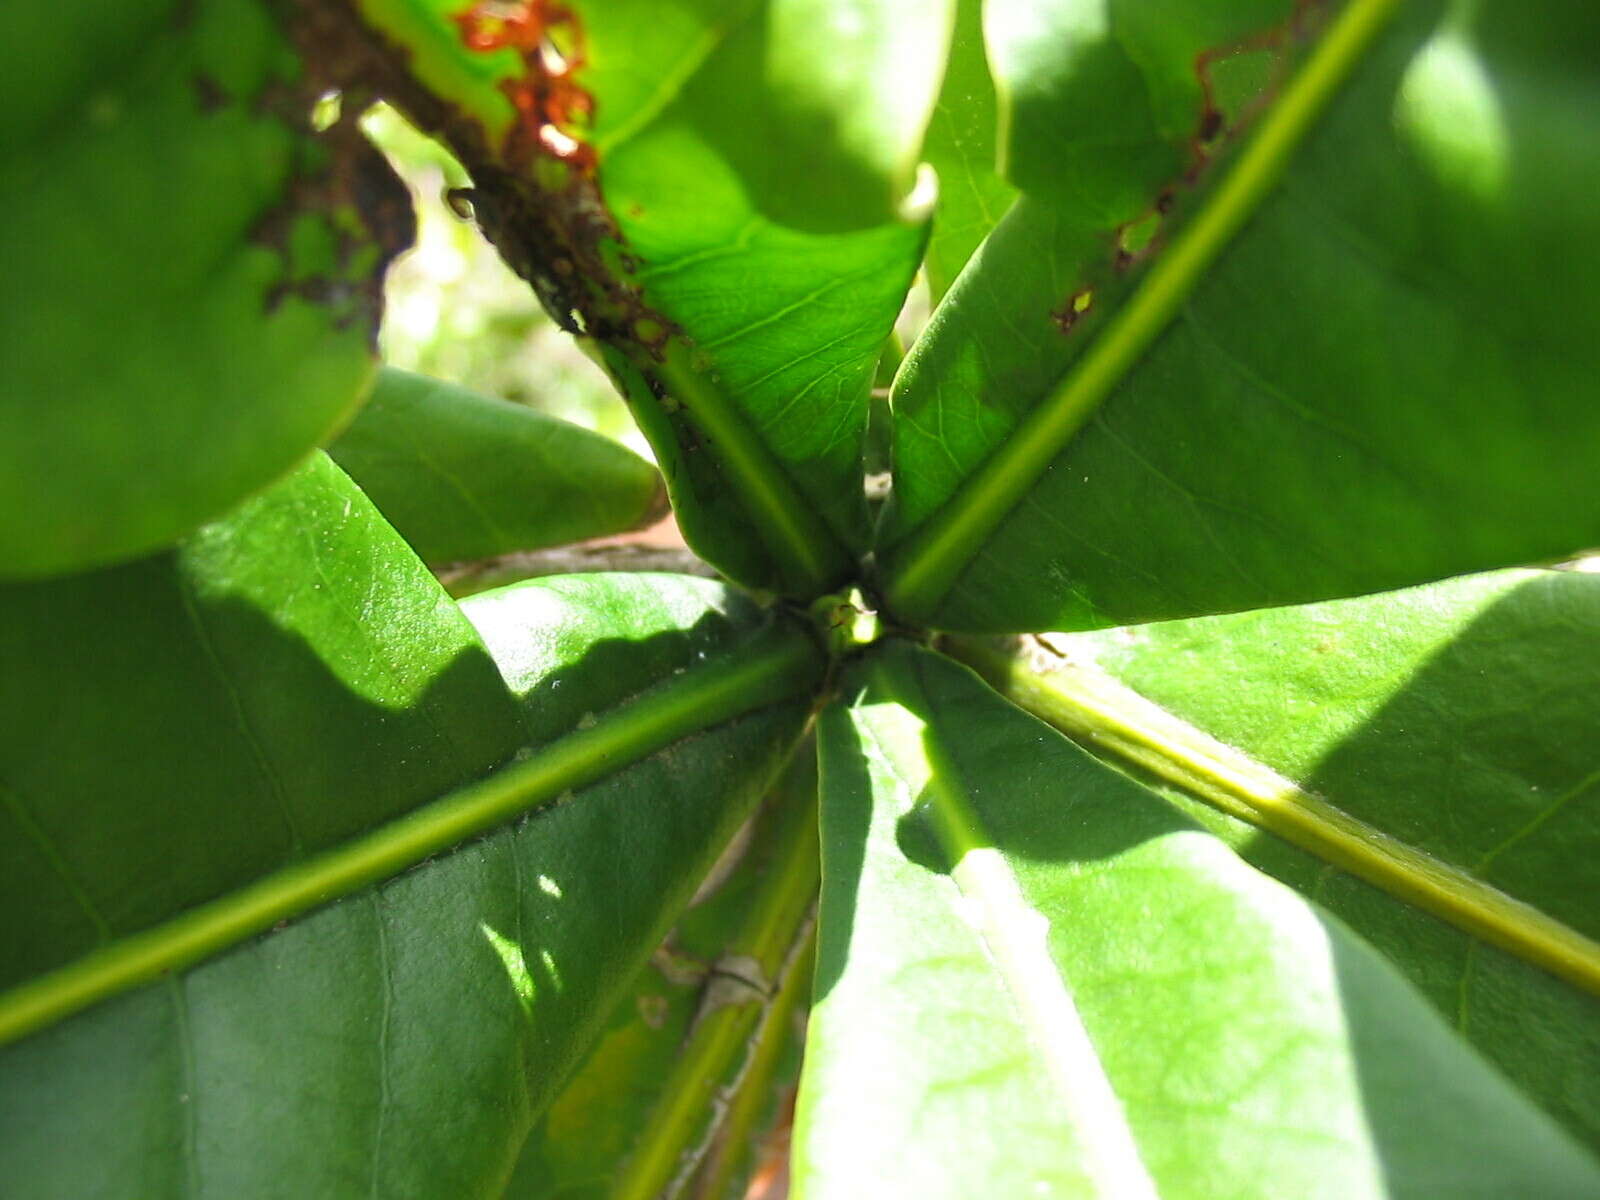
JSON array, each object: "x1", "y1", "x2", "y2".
[
  {"x1": 585, "y1": 0, "x2": 953, "y2": 234},
  {"x1": 957, "y1": 568, "x2": 1600, "y2": 1149},
  {"x1": 326, "y1": 0, "x2": 946, "y2": 596},
  {"x1": 327, "y1": 367, "x2": 666, "y2": 565},
  {"x1": 0, "y1": 519, "x2": 819, "y2": 1194},
  {"x1": 0, "y1": 451, "x2": 521, "y2": 994},
  {"x1": 585, "y1": 0, "x2": 951, "y2": 590},
  {"x1": 798, "y1": 640, "x2": 1600, "y2": 1197},
  {"x1": 0, "y1": 0, "x2": 412, "y2": 578},
  {"x1": 506, "y1": 748, "x2": 817, "y2": 1200},
  {"x1": 0, "y1": 707, "x2": 803, "y2": 1197},
  {"x1": 878, "y1": 0, "x2": 1600, "y2": 632},
  {"x1": 921, "y1": 0, "x2": 1017, "y2": 302},
  {"x1": 986, "y1": 0, "x2": 1295, "y2": 208}
]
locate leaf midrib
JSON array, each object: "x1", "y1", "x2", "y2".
[
  {"x1": 0, "y1": 622, "x2": 822, "y2": 1048},
  {"x1": 949, "y1": 637, "x2": 1600, "y2": 1001},
  {"x1": 880, "y1": 0, "x2": 1405, "y2": 619},
  {"x1": 652, "y1": 340, "x2": 857, "y2": 595}
]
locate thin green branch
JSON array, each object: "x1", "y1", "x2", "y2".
[{"x1": 690, "y1": 921, "x2": 815, "y2": 1200}]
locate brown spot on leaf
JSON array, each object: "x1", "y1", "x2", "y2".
[
  {"x1": 444, "y1": 186, "x2": 478, "y2": 220},
  {"x1": 1051, "y1": 287, "x2": 1095, "y2": 334},
  {"x1": 1081, "y1": 0, "x2": 1327, "y2": 306},
  {"x1": 253, "y1": 2, "x2": 418, "y2": 344},
  {"x1": 1189, "y1": 2, "x2": 1327, "y2": 169},
  {"x1": 191, "y1": 72, "x2": 229, "y2": 113}
]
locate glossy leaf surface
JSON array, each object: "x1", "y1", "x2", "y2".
[
  {"x1": 0, "y1": 0, "x2": 411, "y2": 577},
  {"x1": 0, "y1": 563, "x2": 816, "y2": 1195},
  {"x1": 1011, "y1": 569, "x2": 1600, "y2": 1148},
  {"x1": 580, "y1": 0, "x2": 949, "y2": 591},
  {"x1": 0, "y1": 452, "x2": 521, "y2": 990},
  {"x1": 797, "y1": 641, "x2": 1600, "y2": 1197},
  {"x1": 327, "y1": 367, "x2": 665, "y2": 565},
  {"x1": 590, "y1": 0, "x2": 952, "y2": 233},
  {"x1": 879, "y1": 0, "x2": 1600, "y2": 632}
]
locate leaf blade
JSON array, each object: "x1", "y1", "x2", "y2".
[
  {"x1": 0, "y1": 0, "x2": 410, "y2": 576},
  {"x1": 339, "y1": 0, "x2": 950, "y2": 596},
  {"x1": 880, "y1": 0, "x2": 1401, "y2": 624},
  {"x1": 0, "y1": 455, "x2": 823, "y2": 1045},
  {"x1": 327, "y1": 367, "x2": 666, "y2": 565},
  {"x1": 878, "y1": 0, "x2": 1600, "y2": 633},
  {"x1": 0, "y1": 519, "x2": 818, "y2": 1194},
  {"x1": 797, "y1": 641, "x2": 1600, "y2": 1197},
  {"x1": 0, "y1": 698, "x2": 805, "y2": 1196},
  {"x1": 961, "y1": 568, "x2": 1600, "y2": 1146},
  {"x1": 919, "y1": 0, "x2": 1016, "y2": 301}
]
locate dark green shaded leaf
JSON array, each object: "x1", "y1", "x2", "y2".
[
  {"x1": 0, "y1": 552, "x2": 816, "y2": 1194},
  {"x1": 0, "y1": 704, "x2": 803, "y2": 1198},
  {"x1": 585, "y1": 0, "x2": 953, "y2": 234},
  {"x1": 879, "y1": 0, "x2": 1600, "y2": 632},
  {"x1": 986, "y1": 0, "x2": 1294, "y2": 209},
  {"x1": 0, "y1": 0, "x2": 412, "y2": 577},
  {"x1": 327, "y1": 367, "x2": 666, "y2": 565},
  {"x1": 798, "y1": 641, "x2": 1600, "y2": 1197},
  {"x1": 1002, "y1": 569, "x2": 1600, "y2": 1148},
  {"x1": 0, "y1": 451, "x2": 521, "y2": 991}
]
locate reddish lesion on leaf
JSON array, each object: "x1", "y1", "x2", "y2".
[
  {"x1": 1052, "y1": 0, "x2": 1328, "y2": 334},
  {"x1": 1189, "y1": 11, "x2": 1304, "y2": 176},
  {"x1": 451, "y1": 0, "x2": 596, "y2": 172}
]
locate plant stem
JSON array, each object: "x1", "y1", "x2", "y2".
[
  {"x1": 438, "y1": 544, "x2": 717, "y2": 598},
  {"x1": 691, "y1": 924, "x2": 814, "y2": 1200},
  {"x1": 611, "y1": 774, "x2": 820, "y2": 1200}
]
